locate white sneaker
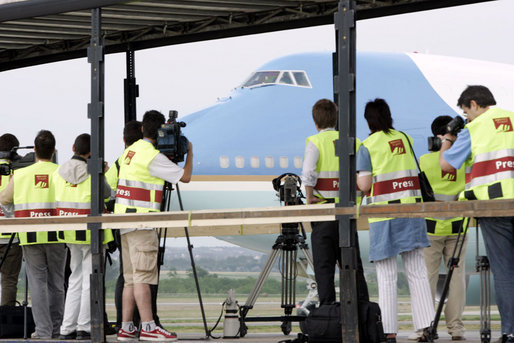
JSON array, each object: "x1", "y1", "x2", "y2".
[{"x1": 408, "y1": 330, "x2": 423, "y2": 340}]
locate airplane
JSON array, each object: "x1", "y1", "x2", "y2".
[{"x1": 167, "y1": 51, "x2": 514, "y2": 307}]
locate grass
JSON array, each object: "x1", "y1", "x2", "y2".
[{"x1": 100, "y1": 294, "x2": 502, "y2": 334}]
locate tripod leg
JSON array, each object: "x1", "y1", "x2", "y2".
[
  {"x1": 430, "y1": 218, "x2": 470, "y2": 338},
  {"x1": 243, "y1": 248, "x2": 281, "y2": 310},
  {"x1": 299, "y1": 246, "x2": 314, "y2": 271},
  {"x1": 239, "y1": 246, "x2": 284, "y2": 338},
  {"x1": 476, "y1": 219, "x2": 491, "y2": 343}
]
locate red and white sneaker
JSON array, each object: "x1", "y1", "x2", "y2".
[
  {"x1": 139, "y1": 326, "x2": 178, "y2": 342},
  {"x1": 117, "y1": 328, "x2": 138, "y2": 341}
]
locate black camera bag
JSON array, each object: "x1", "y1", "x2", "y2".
[
  {"x1": 0, "y1": 304, "x2": 35, "y2": 338},
  {"x1": 301, "y1": 301, "x2": 385, "y2": 343},
  {"x1": 302, "y1": 303, "x2": 341, "y2": 343}
]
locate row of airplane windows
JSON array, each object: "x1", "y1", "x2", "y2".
[{"x1": 219, "y1": 156, "x2": 303, "y2": 169}]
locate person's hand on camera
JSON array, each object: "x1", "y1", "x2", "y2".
[{"x1": 438, "y1": 133, "x2": 457, "y2": 146}]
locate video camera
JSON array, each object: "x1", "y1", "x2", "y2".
[
  {"x1": 427, "y1": 116, "x2": 466, "y2": 151},
  {"x1": 0, "y1": 146, "x2": 35, "y2": 176},
  {"x1": 156, "y1": 110, "x2": 189, "y2": 163},
  {"x1": 272, "y1": 173, "x2": 304, "y2": 206}
]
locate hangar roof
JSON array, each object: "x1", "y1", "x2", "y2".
[{"x1": 0, "y1": 0, "x2": 496, "y2": 71}]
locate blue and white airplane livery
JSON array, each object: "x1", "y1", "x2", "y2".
[
  {"x1": 172, "y1": 51, "x2": 514, "y2": 304},
  {"x1": 181, "y1": 51, "x2": 514, "y2": 181}
]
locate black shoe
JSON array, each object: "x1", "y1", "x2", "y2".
[
  {"x1": 76, "y1": 331, "x2": 91, "y2": 340},
  {"x1": 104, "y1": 322, "x2": 118, "y2": 336},
  {"x1": 384, "y1": 333, "x2": 397, "y2": 343},
  {"x1": 417, "y1": 327, "x2": 434, "y2": 342},
  {"x1": 59, "y1": 331, "x2": 77, "y2": 340}
]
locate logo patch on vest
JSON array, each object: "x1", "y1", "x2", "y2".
[
  {"x1": 34, "y1": 175, "x2": 49, "y2": 188},
  {"x1": 125, "y1": 151, "x2": 136, "y2": 165},
  {"x1": 388, "y1": 139, "x2": 406, "y2": 155},
  {"x1": 441, "y1": 169, "x2": 457, "y2": 181},
  {"x1": 493, "y1": 117, "x2": 513, "y2": 132}
]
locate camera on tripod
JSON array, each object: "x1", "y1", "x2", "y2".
[
  {"x1": 0, "y1": 146, "x2": 35, "y2": 176},
  {"x1": 156, "y1": 110, "x2": 189, "y2": 163},
  {"x1": 272, "y1": 173, "x2": 304, "y2": 206},
  {"x1": 427, "y1": 115, "x2": 466, "y2": 151}
]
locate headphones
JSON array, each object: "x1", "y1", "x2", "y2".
[{"x1": 272, "y1": 173, "x2": 302, "y2": 192}]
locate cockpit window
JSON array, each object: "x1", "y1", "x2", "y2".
[
  {"x1": 241, "y1": 70, "x2": 311, "y2": 88},
  {"x1": 279, "y1": 72, "x2": 294, "y2": 85},
  {"x1": 243, "y1": 71, "x2": 280, "y2": 87},
  {"x1": 293, "y1": 72, "x2": 310, "y2": 87}
]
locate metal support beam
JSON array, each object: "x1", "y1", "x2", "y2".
[
  {"x1": 88, "y1": 8, "x2": 106, "y2": 343},
  {"x1": 124, "y1": 49, "x2": 139, "y2": 123},
  {"x1": 334, "y1": 0, "x2": 359, "y2": 342}
]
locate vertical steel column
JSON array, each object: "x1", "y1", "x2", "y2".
[
  {"x1": 88, "y1": 8, "x2": 106, "y2": 343},
  {"x1": 334, "y1": 1, "x2": 359, "y2": 342},
  {"x1": 124, "y1": 49, "x2": 139, "y2": 123}
]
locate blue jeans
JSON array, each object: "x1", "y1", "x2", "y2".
[{"x1": 479, "y1": 216, "x2": 514, "y2": 335}]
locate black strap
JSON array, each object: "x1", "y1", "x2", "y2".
[
  {"x1": 115, "y1": 159, "x2": 120, "y2": 177},
  {"x1": 399, "y1": 131, "x2": 423, "y2": 173}
]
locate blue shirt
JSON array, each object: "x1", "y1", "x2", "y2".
[
  {"x1": 442, "y1": 128, "x2": 472, "y2": 170},
  {"x1": 356, "y1": 145, "x2": 371, "y2": 172}
]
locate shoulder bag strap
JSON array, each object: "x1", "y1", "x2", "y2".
[{"x1": 399, "y1": 131, "x2": 422, "y2": 173}]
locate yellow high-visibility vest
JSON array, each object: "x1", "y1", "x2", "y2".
[
  {"x1": 13, "y1": 161, "x2": 59, "y2": 245},
  {"x1": 0, "y1": 160, "x2": 14, "y2": 239},
  {"x1": 114, "y1": 140, "x2": 164, "y2": 214},
  {"x1": 420, "y1": 151, "x2": 465, "y2": 236},
  {"x1": 54, "y1": 164, "x2": 113, "y2": 244},
  {"x1": 463, "y1": 107, "x2": 514, "y2": 200},
  {"x1": 307, "y1": 130, "x2": 362, "y2": 204},
  {"x1": 362, "y1": 130, "x2": 422, "y2": 223}
]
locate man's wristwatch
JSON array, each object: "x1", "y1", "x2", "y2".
[{"x1": 441, "y1": 138, "x2": 454, "y2": 144}]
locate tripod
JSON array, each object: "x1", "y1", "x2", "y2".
[
  {"x1": 238, "y1": 220, "x2": 314, "y2": 337},
  {"x1": 159, "y1": 181, "x2": 210, "y2": 338},
  {"x1": 429, "y1": 217, "x2": 471, "y2": 340},
  {"x1": 475, "y1": 219, "x2": 491, "y2": 343}
]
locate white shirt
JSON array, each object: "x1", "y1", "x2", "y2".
[{"x1": 301, "y1": 128, "x2": 336, "y2": 187}]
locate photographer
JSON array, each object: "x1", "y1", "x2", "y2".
[
  {"x1": 301, "y1": 99, "x2": 368, "y2": 305},
  {"x1": 0, "y1": 133, "x2": 22, "y2": 306},
  {"x1": 55, "y1": 133, "x2": 113, "y2": 340},
  {"x1": 0, "y1": 130, "x2": 66, "y2": 339},
  {"x1": 415, "y1": 116, "x2": 467, "y2": 341},
  {"x1": 357, "y1": 99, "x2": 434, "y2": 343},
  {"x1": 115, "y1": 110, "x2": 192, "y2": 342},
  {"x1": 440, "y1": 85, "x2": 514, "y2": 343}
]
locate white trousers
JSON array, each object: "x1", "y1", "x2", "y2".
[
  {"x1": 376, "y1": 248, "x2": 435, "y2": 333},
  {"x1": 60, "y1": 244, "x2": 92, "y2": 334}
]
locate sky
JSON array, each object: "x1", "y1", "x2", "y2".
[{"x1": 0, "y1": 0, "x2": 513, "y2": 246}]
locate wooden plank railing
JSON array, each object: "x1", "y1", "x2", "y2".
[{"x1": 0, "y1": 199, "x2": 512, "y2": 237}]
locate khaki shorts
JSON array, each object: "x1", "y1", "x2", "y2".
[{"x1": 121, "y1": 229, "x2": 159, "y2": 287}]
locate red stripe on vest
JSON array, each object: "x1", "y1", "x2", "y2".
[
  {"x1": 470, "y1": 156, "x2": 514, "y2": 179},
  {"x1": 56, "y1": 208, "x2": 91, "y2": 216},
  {"x1": 116, "y1": 185, "x2": 150, "y2": 202},
  {"x1": 14, "y1": 209, "x2": 55, "y2": 218},
  {"x1": 315, "y1": 178, "x2": 339, "y2": 191},
  {"x1": 116, "y1": 185, "x2": 162, "y2": 204},
  {"x1": 372, "y1": 176, "x2": 420, "y2": 196}
]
